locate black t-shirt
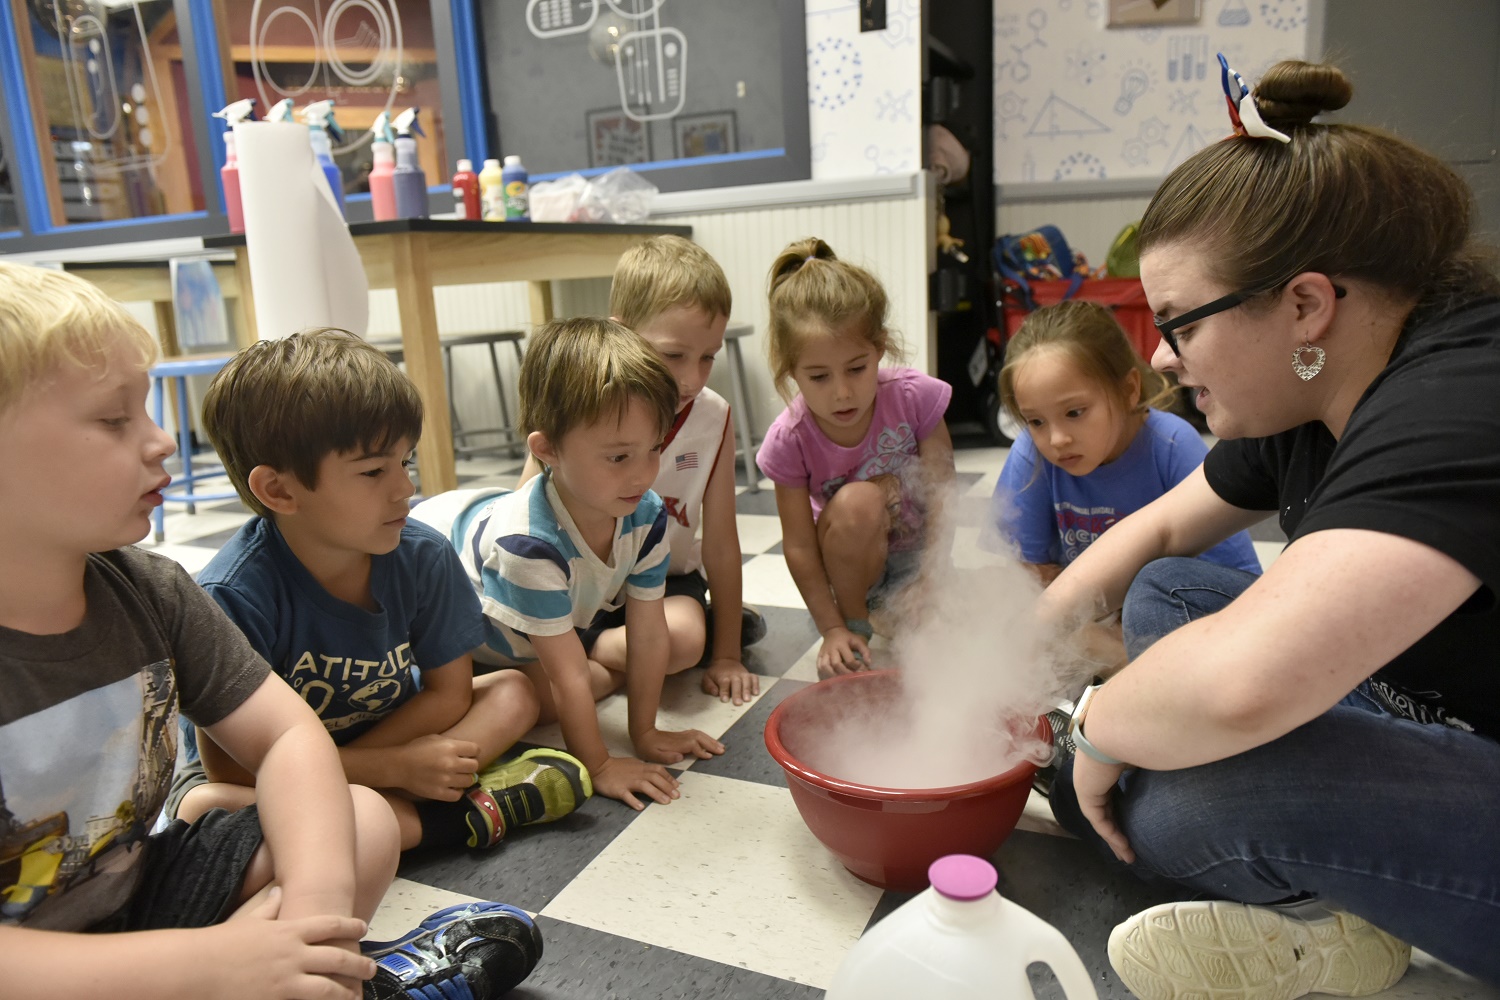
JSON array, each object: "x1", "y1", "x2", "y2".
[{"x1": 1204, "y1": 298, "x2": 1500, "y2": 739}]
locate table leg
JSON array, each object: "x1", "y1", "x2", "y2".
[
  {"x1": 391, "y1": 233, "x2": 458, "y2": 495},
  {"x1": 233, "y1": 246, "x2": 259, "y2": 343},
  {"x1": 528, "y1": 280, "x2": 554, "y2": 330}
]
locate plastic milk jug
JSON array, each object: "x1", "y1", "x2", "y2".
[{"x1": 825, "y1": 855, "x2": 1097, "y2": 1000}]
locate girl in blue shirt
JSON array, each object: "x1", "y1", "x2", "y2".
[{"x1": 987, "y1": 300, "x2": 1261, "y2": 584}]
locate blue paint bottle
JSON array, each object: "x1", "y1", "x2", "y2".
[
  {"x1": 300, "y1": 99, "x2": 345, "y2": 216},
  {"x1": 392, "y1": 108, "x2": 429, "y2": 220}
]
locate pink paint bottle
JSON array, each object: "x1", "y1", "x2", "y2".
[
  {"x1": 369, "y1": 111, "x2": 398, "y2": 221},
  {"x1": 213, "y1": 99, "x2": 256, "y2": 233}
]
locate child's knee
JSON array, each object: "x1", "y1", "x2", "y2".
[
  {"x1": 350, "y1": 784, "x2": 401, "y2": 877},
  {"x1": 821, "y1": 482, "x2": 891, "y2": 546},
  {"x1": 663, "y1": 597, "x2": 707, "y2": 672},
  {"x1": 482, "y1": 668, "x2": 542, "y2": 728}
]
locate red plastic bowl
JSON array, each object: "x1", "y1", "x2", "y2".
[{"x1": 764, "y1": 670, "x2": 1047, "y2": 892}]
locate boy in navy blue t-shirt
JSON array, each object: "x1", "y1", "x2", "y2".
[{"x1": 172, "y1": 329, "x2": 590, "y2": 852}]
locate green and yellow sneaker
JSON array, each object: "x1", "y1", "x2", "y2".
[{"x1": 463, "y1": 748, "x2": 593, "y2": 848}]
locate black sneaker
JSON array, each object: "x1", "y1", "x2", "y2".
[
  {"x1": 362, "y1": 901, "x2": 542, "y2": 999},
  {"x1": 740, "y1": 604, "x2": 767, "y2": 647},
  {"x1": 1031, "y1": 709, "x2": 1076, "y2": 798}
]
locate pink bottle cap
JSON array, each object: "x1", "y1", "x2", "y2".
[{"x1": 929, "y1": 854, "x2": 998, "y2": 901}]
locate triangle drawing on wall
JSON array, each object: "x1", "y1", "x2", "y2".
[
  {"x1": 1166, "y1": 123, "x2": 1212, "y2": 171},
  {"x1": 1026, "y1": 93, "x2": 1111, "y2": 138}
]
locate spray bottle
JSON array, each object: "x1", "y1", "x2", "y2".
[
  {"x1": 266, "y1": 98, "x2": 295, "y2": 123},
  {"x1": 825, "y1": 855, "x2": 1097, "y2": 1000},
  {"x1": 300, "y1": 99, "x2": 346, "y2": 215},
  {"x1": 212, "y1": 98, "x2": 256, "y2": 233},
  {"x1": 391, "y1": 108, "x2": 428, "y2": 220},
  {"x1": 369, "y1": 111, "x2": 398, "y2": 221}
]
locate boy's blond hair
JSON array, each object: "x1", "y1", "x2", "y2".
[
  {"x1": 0, "y1": 262, "x2": 158, "y2": 415},
  {"x1": 520, "y1": 317, "x2": 678, "y2": 448},
  {"x1": 609, "y1": 235, "x2": 732, "y2": 329},
  {"x1": 202, "y1": 328, "x2": 423, "y2": 518}
]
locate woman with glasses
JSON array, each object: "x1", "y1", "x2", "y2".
[{"x1": 1037, "y1": 57, "x2": 1500, "y2": 996}]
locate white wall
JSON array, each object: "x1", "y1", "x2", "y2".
[{"x1": 993, "y1": 0, "x2": 1310, "y2": 184}]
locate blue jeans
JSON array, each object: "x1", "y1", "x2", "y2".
[{"x1": 1050, "y1": 558, "x2": 1500, "y2": 984}]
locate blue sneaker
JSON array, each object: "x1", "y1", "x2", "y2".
[{"x1": 362, "y1": 901, "x2": 543, "y2": 999}]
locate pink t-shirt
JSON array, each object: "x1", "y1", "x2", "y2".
[{"x1": 758, "y1": 367, "x2": 951, "y2": 548}]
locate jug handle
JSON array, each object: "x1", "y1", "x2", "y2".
[{"x1": 1023, "y1": 918, "x2": 1099, "y2": 1000}]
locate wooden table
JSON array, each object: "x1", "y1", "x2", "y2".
[
  {"x1": 205, "y1": 219, "x2": 692, "y2": 494},
  {"x1": 63, "y1": 259, "x2": 252, "y2": 355}
]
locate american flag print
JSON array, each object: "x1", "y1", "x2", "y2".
[{"x1": 675, "y1": 452, "x2": 699, "y2": 471}]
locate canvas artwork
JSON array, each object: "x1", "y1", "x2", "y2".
[
  {"x1": 674, "y1": 111, "x2": 738, "y2": 159},
  {"x1": 586, "y1": 108, "x2": 652, "y2": 168},
  {"x1": 1107, "y1": 0, "x2": 1202, "y2": 27}
]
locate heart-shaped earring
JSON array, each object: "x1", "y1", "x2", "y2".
[{"x1": 1293, "y1": 343, "x2": 1326, "y2": 381}]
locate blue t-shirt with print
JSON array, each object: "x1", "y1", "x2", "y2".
[
  {"x1": 987, "y1": 408, "x2": 1262, "y2": 573},
  {"x1": 187, "y1": 516, "x2": 486, "y2": 750}
]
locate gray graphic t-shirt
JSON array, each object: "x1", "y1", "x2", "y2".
[{"x1": 0, "y1": 548, "x2": 268, "y2": 931}]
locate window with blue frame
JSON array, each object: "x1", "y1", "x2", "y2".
[
  {"x1": 12, "y1": 0, "x2": 205, "y2": 226},
  {"x1": 213, "y1": 0, "x2": 450, "y2": 201},
  {"x1": 470, "y1": 0, "x2": 810, "y2": 192},
  {"x1": 0, "y1": 132, "x2": 16, "y2": 231}
]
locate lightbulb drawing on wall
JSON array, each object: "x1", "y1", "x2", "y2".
[{"x1": 1116, "y1": 68, "x2": 1149, "y2": 115}]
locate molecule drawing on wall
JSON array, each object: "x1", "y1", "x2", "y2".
[
  {"x1": 1258, "y1": 0, "x2": 1306, "y2": 31},
  {"x1": 1053, "y1": 151, "x2": 1106, "y2": 181},
  {"x1": 809, "y1": 37, "x2": 863, "y2": 111},
  {"x1": 1027, "y1": 93, "x2": 1110, "y2": 137}
]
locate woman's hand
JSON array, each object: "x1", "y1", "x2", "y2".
[{"x1": 1072, "y1": 753, "x2": 1134, "y2": 863}]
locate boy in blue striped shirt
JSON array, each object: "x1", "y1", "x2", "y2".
[{"x1": 414, "y1": 318, "x2": 723, "y2": 810}]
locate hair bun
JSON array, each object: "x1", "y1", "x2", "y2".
[{"x1": 1253, "y1": 60, "x2": 1353, "y2": 127}]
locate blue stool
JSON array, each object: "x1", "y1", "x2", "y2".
[{"x1": 149, "y1": 354, "x2": 240, "y2": 543}]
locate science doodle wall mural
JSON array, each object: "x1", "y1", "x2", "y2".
[{"x1": 993, "y1": 0, "x2": 1310, "y2": 184}]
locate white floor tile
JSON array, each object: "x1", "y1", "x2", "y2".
[
  {"x1": 1253, "y1": 539, "x2": 1283, "y2": 570},
  {"x1": 367, "y1": 877, "x2": 490, "y2": 942},
  {"x1": 740, "y1": 553, "x2": 806, "y2": 609},
  {"x1": 734, "y1": 513, "x2": 785, "y2": 557},
  {"x1": 1383, "y1": 951, "x2": 1500, "y2": 1000},
  {"x1": 783, "y1": 640, "x2": 822, "y2": 683},
  {"x1": 522, "y1": 670, "x2": 776, "y2": 769},
  {"x1": 141, "y1": 541, "x2": 220, "y2": 577},
  {"x1": 1016, "y1": 788, "x2": 1071, "y2": 838},
  {"x1": 954, "y1": 446, "x2": 1010, "y2": 474},
  {"x1": 541, "y1": 771, "x2": 883, "y2": 988}
]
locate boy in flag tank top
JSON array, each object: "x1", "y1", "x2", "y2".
[{"x1": 520, "y1": 236, "x2": 764, "y2": 705}]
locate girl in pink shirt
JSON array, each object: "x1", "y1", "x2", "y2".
[{"x1": 757, "y1": 238, "x2": 955, "y2": 676}]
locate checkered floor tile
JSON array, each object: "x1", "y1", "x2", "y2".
[{"x1": 138, "y1": 444, "x2": 1492, "y2": 999}]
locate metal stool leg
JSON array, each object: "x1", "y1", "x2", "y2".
[
  {"x1": 445, "y1": 342, "x2": 464, "y2": 443},
  {"x1": 724, "y1": 339, "x2": 760, "y2": 493},
  {"x1": 486, "y1": 341, "x2": 516, "y2": 457},
  {"x1": 152, "y1": 374, "x2": 167, "y2": 542},
  {"x1": 510, "y1": 339, "x2": 526, "y2": 457},
  {"x1": 175, "y1": 375, "x2": 198, "y2": 515}
]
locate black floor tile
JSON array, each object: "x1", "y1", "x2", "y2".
[
  {"x1": 397, "y1": 745, "x2": 649, "y2": 913},
  {"x1": 740, "y1": 607, "x2": 818, "y2": 679},
  {"x1": 733, "y1": 490, "x2": 781, "y2": 517},
  {"x1": 516, "y1": 917, "x2": 824, "y2": 999},
  {"x1": 689, "y1": 678, "x2": 812, "y2": 790}
]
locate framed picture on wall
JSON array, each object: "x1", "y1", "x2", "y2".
[
  {"x1": 1107, "y1": 0, "x2": 1201, "y2": 27},
  {"x1": 586, "y1": 108, "x2": 652, "y2": 168},
  {"x1": 673, "y1": 111, "x2": 738, "y2": 160}
]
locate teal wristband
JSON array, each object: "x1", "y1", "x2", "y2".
[{"x1": 1069, "y1": 684, "x2": 1126, "y2": 766}]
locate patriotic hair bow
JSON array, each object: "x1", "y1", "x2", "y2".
[{"x1": 1219, "y1": 53, "x2": 1290, "y2": 144}]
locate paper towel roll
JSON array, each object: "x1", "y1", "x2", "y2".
[{"x1": 234, "y1": 121, "x2": 369, "y2": 340}]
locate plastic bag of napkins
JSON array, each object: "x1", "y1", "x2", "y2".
[
  {"x1": 529, "y1": 173, "x2": 589, "y2": 222},
  {"x1": 573, "y1": 167, "x2": 658, "y2": 224}
]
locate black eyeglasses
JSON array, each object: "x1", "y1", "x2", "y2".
[{"x1": 1154, "y1": 282, "x2": 1347, "y2": 357}]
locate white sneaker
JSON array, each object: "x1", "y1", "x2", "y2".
[{"x1": 1108, "y1": 900, "x2": 1411, "y2": 1000}]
